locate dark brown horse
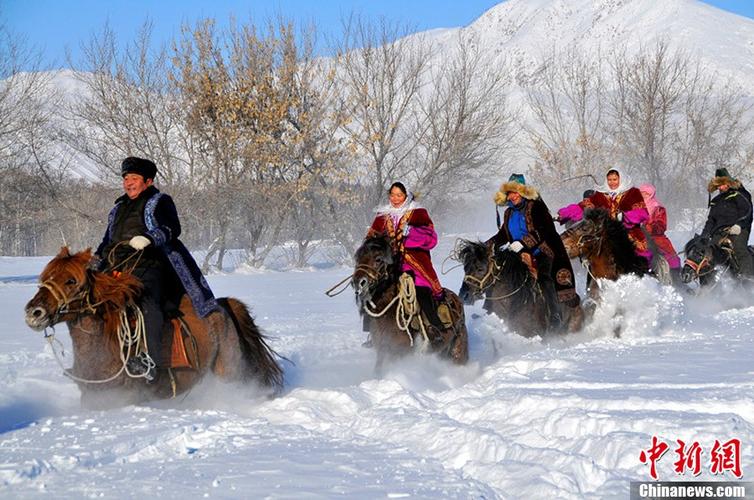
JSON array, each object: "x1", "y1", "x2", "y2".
[
  {"x1": 560, "y1": 208, "x2": 648, "y2": 300},
  {"x1": 24, "y1": 247, "x2": 284, "y2": 408},
  {"x1": 457, "y1": 240, "x2": 583, "y2": 336},
  {"x1": 353, "y1": 235, "x2": 468, "y2": 375}
]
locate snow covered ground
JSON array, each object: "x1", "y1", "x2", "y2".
[{"x1": 1, "y1": 235, "x2": 753, "y2": 499}]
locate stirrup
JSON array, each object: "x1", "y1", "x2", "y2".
[{"x1": 127, "y1": 352, "x2": 157, "y2": 382}]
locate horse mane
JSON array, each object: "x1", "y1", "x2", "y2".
[
  {"x1": 356, "y1": 234, "x2": 399, "y2": 273},
  {"x1": 584, "y1": 208, "x2": 647, "y2": 275},
  {"x1": 42, "y1": 247, "x2": 143, "y2": 338},
  {"x1": 457, "y1": 239, "x2": 489, "y2": 269},
  {"x1": 684, "y1": 234, "x2": 709, "y2": 255},
  {"x1": 90, "y1": 271, "x2": 143, "y2": 336},
  {"x1": 495, "y1": 248, "x2": 532, "y2": 286}
]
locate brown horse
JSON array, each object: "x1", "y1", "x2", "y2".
[
  {"x1": 560, "y1": 208, "x2": 648, "y2": 300},
  {"x1": 457, "y1": 240, "x2": 583, "y2": 336},
  {"x1": 24, "y1": 247, "x2": 284, "y2": 408},
  {"x1": 353, "y1": 235, "x2": 468, "y2": 375}
]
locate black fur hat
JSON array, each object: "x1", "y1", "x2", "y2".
[
  {"x1": 708, "y1": 167, "x2": 740, "y2": 193},
  {"x1": 121, "y1": 157, "x2": 157, "y2": 180}
]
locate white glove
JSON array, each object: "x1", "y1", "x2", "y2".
[
  {"x1": 509, "y1": 241, "x2": 524, "y2": 253},
  {"x1": 616, "y1": 212, "x2": 624, "y2": 222},
  {"x1": 129, "y1": 235, "x2": 151, "y2": 250},
  {"x1": 729, "y1": 224, "x2": 741, "y2": 235}
]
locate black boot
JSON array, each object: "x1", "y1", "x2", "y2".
[
  {"x1": 127, "y1": 352, "x2": 157, "y2": 382},
  {"x1": 415, "y1": 286, "x2": 445, "y2": 330}
]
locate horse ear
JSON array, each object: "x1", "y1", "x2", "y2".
[
  {"x1": 56, "y1": 246, "x2": 71, "y2": 258},
  {"x1": 79, "y1": 247, "x2": 93, "y2": 261}
]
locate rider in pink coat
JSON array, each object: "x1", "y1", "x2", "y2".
[{"x1": 639, "y1": 184, "x2": 681, "y2": 269}]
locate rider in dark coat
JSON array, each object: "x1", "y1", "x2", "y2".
[
  {"x1": 703, "y1": 168, "x2": 753, "y2": 277},
  {"x1": 95, "y1": 157, "x2": 218, "y2": 380},
  {"x1": 489, "y1": 174, "x2": 580, "y2": 330}
]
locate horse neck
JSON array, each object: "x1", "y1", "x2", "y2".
[
  {"x1": 66, "y1": 316, "x2": 122, "y2": 380},
  {"x1": 369, "y1": 275, "x2": 399, "y2": 308},
  {"x1": 580, "y1": 227, "x2": 623, "y2": 279},
  {"x1": 488, "y1": 257, "x2": 533, "y2": 304},
  {"x1": 586, "y1": 252, "x2": 619, "y2": 280}
]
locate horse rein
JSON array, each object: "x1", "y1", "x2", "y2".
[
  {"x1": 463, "y1": 251, "x2": 500, "y2": 291},
  {"x1": 38, "y1": 272, "x2": 151, "y2": 384},
  {"x1": 464, "y1": 250, "x2": 532, "y2": 301},
  {"x1": 38, "y1": 279, "x2": 100, "y2": 324}
]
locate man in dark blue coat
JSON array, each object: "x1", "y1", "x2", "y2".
[{"x1": 95, "y1": 157, "x2": 218, "y2": 381}]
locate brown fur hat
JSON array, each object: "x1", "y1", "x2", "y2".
[
  {"x1": 494, "y1": 173, "x2": 539, "y2": 206},
  {"x1": 708, "y1": 168, "x2": 741, "y2": 193}
]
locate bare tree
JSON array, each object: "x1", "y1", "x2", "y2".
[
  {"x1": 336, "y1": 16, "x2": 432, "y2": 206},
  {"x1": 0, "y1": 24, "x2": 73, "y2": 254},
  {"x1": 525, "y1": 42, "x2": 754, "y2": 212},
  {"x1": 524, "y1": 45, "x2": 612, "y2": 189},
  {"x1": 173, "y1": 18, "x2": 352, "y2": 270},
  {"x1": 609, "y1": 42, "x2": 754, "y2": 206},
  {"x1": 65, "y1": 22, "x2": 190, "y2": 188},
  {"x1": 609, "y1": 42, "x2": 693, "y2": 192},
  {"x1": 411, "y1": 36, "x2": 517, "y2": 205}
]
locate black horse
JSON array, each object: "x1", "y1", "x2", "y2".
[
  {"x1": 353, "y1": 235, "x2": 468, "y2": 374},
  {"x1": 681, "y1": 232, "x2": 754, "y2": 287},
  {"x1": 457, "y1": 240, "x2": 583, "y2": 337}
]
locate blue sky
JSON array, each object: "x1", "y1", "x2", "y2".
[{"x1": 2, "y1": 0, "x2": 753, "y2": 70}]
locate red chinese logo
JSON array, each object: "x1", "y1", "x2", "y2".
[
  {"x1": 639, "y1": 436, "x2": 743, "y2": 480},
  {"x1": 674, "y1": 439, "x2": 703, "y2": 476},
  {"x1": 640, "y1": 436, "x2": 670, "y2": 480},
  {"x1": 710, "y1": 439, "x2": 742, "y2": 478}
]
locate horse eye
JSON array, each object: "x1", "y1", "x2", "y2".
[{"x1": 65, "y1": 278, "x2": 77, "y2": 286}]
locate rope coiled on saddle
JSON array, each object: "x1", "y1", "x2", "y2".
[
  {"x1": 361, "y1": 273, "x2": 431, "y2": 348},
  {"x1": 45, "y1": 301, "x2": 152, "y2": 384}
]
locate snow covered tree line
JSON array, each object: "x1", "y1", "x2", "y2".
[
  {"x1": 524, "y1": 42, "x2": 754, "y2": 209},
  {"x1": 1, "y1": 18, "x2": 752, "y2": 261},
  {"x1": 0, "y1": 18, "x2": 513, "y2": 263}
]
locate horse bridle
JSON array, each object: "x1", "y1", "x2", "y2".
[
  {"x1": 565, "y1": 222, "x2": 603, "y2": 259},
  {"x1": 683, "y1": 255, "x2": 713, "y2": 279},
  {"x1": 353, "y1": 260, "x2": 391, "y2": 297},
  {"x1": 463, "y1": 248, "x2": 533, "y2": 301},
  {"x1": 463, "y1": 250, "x2": 500, "y2": 293},
  {"x1": 38, "y1": 277, "x2": 99, "y2": 324}
]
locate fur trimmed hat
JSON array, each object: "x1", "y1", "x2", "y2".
[
  {"x1": 494, "y1": 173, "x2": 539, "y2": 206},
  {"x1": 707, "y1": 167, "x2": 741, "y2": 193},
  {"x1": 121, "y1": 156, "x2": 158, "y2": 181}
]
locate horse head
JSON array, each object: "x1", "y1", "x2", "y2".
[
  {"x1": 681, "y1": 234, "x2": 717, "y2": 284},
  {"x1": 457, "y1": 239, "x2": 494, "y2": 304},
  {"x1": 561, "y1": 208, "x2": 646, "y2": 277},
  {"x1": 25, "y1": 247, "x2": 95, "y2": 331},
  {"x1": 560, "y1": 208, "x2": 611, "y2": 260},
  {"x1": 25, "y1": 247, "x2": 142, "y2": 332},
  {"x1": 353, "y1": 235, "x2": 399, "y2": 305}
]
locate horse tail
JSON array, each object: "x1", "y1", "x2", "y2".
[{"x1": 217, "y1": 297, "x2": 284, "y2": 393}]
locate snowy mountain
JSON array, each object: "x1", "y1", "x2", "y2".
[
  {"x1": 426, "y1": 0, "x2": 754, "y2": 92},
  {"x1": 22, "y1": 0, "x2": 754, "y2": 184}
]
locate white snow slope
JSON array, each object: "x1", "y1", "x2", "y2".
[{"x1": 1, "y1": 231, "x2": 753, "y2": 499}]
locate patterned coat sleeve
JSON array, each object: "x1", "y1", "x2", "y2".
[{"x1": 144, "y1": 194, "x2": 182, "y2": 247}]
